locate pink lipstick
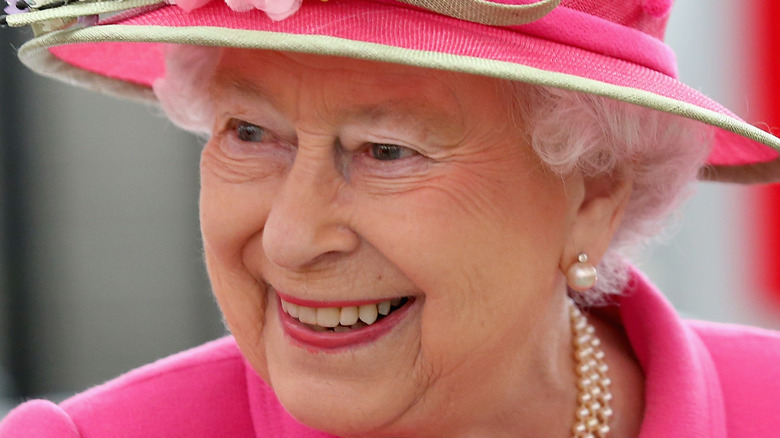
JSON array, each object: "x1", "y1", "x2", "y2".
[{"x1": 276, "y1": 294, "x2": 415, "y2": 350}]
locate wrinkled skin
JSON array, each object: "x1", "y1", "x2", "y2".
[{"x1": 199, "y1": 49, "x2": 633, "y2": 437}]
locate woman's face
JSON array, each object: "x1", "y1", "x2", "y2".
[{"x1": 201, "y1": 49, "x2": 585, "y2": 435}]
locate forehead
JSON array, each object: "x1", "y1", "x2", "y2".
[{"x1": 210, "y1": 49, "x2": 504, "y2": 119}]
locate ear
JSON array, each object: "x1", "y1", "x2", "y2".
[{"x1": 560, "y1": 167, "x2": 634, "y2": 270}]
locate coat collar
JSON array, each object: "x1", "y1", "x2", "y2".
[{"x1": 619, "y1": 267, "x2": 727, "y2": 437}]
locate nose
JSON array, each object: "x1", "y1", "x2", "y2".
[{"x1": 262, "y1": 147, "x2": 360, "y2": 270}]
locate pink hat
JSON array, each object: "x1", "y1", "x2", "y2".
[{"x1": 4, "y1": 0, "x2": 780, "y2": 183}]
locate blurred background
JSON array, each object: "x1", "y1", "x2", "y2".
[{"x1": 1, "y1": 0, "x2": 780, "y2": 415}]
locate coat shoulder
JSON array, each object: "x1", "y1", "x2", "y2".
[
  {"x1": 0, "y1": 400, "x2": 80, "y2": 438},
  {"x1": 689, "y1": 319, "x2": 780, "y2": 370},
  {"x1": 688, "y1": 320, "x2": 780, "y2": 436},
  {"x1": 1, "y1": 336, "x2": 256, "y2": 438}
]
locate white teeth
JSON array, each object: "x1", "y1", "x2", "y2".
[
  {"x1": 298, "y1": 306, "x2": 317, "y2": 325},
  {"x1": 359, "y1": 304, "x2": 378, "y2": 325},
  {"x1": 316, "y1": 307, "x2": 341, "y2": 328},
  {"x1": 340, "y1": 306, "x2": 359, "y2": 326},
  {"x1": 281, "y1": 298, "x2": 406, "y2": 329},
  {"x1": 377, "y1": 300, "x2": 391, "y2": 316}
]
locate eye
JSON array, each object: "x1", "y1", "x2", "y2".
[
  {"x1": 233, "y1": 120, "x2": 267, "y2": 142},
  {"x1": 369, "y1": 143, "x2": 416, "y2": 161}
]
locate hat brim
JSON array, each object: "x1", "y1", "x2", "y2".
[{"x1": 16, "y1": 1, "x2": 780, "y2": 180}]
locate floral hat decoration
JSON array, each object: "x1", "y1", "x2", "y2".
[{"x1": 3, "y1": 0, "x2": 780, "y2": 183}]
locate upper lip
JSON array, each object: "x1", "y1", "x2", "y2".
[{"x1": 269, "y1": 284, "x2": 411, "y2": 308}]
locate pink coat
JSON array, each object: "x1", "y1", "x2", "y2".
[{"x1": 2, "y1": 269, "x2": 780, "y2": 437}]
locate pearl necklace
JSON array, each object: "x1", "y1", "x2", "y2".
[{"x1": 569, "y1": 300, "x2": 613, "y2": 438}]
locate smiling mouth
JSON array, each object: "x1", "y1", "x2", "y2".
[{"x1": 280, "y1": 297, "x2": 410, "y2": 333}]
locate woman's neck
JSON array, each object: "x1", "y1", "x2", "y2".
[
  {"x1": 588, "y1": 306, "x2": 645, "y2": 438},
  {"x1": 380, "y1": 294, "x2": 581, "y2": 438}
]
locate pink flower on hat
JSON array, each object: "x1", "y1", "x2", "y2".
[{"x1": 175, "y1": 0, "x2": 301, "y2": 20}]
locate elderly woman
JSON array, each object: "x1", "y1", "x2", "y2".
[{"x1": 2, "y1": 0, "x2": 780, "y2": 437}]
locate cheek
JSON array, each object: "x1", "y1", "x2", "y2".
[
  {"x1": 350, "y1": 156, "x2": 571, "y2": 352},
  {"x1": 199, "y1": 160, "x2": 277, "y2": 376},
  {"x1": 358, "y1": 157, "x2": 571, "y2": 288},
  {"x1": 199, "y1": 153, "x2": 276, "y2": 263}
]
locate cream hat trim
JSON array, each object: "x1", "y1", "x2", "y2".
[{"x1": 18, "y1": 24, "x2": 780, "y2": 181}]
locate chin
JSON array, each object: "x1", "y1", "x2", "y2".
[
  {"x1": 235, "y1": 283, "x2": 429, "y2": 436},
  {"x1": 269, "y1": 372, "x2": 415, "y2": 437}
]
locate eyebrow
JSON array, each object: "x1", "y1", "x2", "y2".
[
  {"x1": 210, "y1": 74, "x2": 278, "y2": 107},
  {"x1": 210, "y1": 73, "x2": 464, "y2": 144},
  {"x1": 345, "y1": 101, "x2": 460, "y2": 140}
]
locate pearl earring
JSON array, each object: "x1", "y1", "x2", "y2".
[{"x1": 566, "y1": 253, "x2": 597, "y2": 292}]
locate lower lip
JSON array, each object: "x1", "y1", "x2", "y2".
[{"x1": 277, "y1": 295, "x2": 416, "y2": 351}]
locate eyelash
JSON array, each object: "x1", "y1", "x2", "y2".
[
  {"x1": 230, "y1": 120, "x2": 270, "y2": 143},
  {"x1": 366, "y1": 143, "x2": 417, "y2": 162},
  {"x1": 225, "y1": 119, "x2": 420, "y2": 166}
]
